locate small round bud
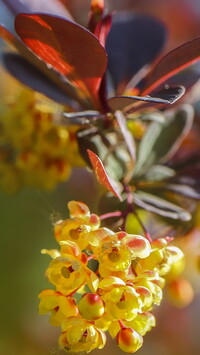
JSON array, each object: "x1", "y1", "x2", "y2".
[
  {"x1": 116, "y1": 327, "x2": 143, "y2": 353},
  {"x1": 78, "y1": 293, "x2": 105, "y2": 320},
  {"x1": 167, "y1": 278, "x2": 194, "y2": 307}
]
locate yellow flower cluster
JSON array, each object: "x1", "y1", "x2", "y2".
[
  {"x1": 0, "y1": 88, "x2": 84, "y2": 192},
  {"x1": 39, "y1": 201, "x2": 184, "y2": 353}
]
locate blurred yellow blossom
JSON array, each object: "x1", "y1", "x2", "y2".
[{"x1": 0, "y1": 82, "x2": 84, "y2": 192}]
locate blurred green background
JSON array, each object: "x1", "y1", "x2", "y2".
[{"x1": 0, "y1": 169, "x2": 100, "y2": 355}]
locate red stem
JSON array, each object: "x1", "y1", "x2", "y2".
[
  {"x1": 100, "y1": 210, "x2": 123, "y2": 220},
  {"x1": 118, "y1": 320, "x2": 126, "y2": 329}
]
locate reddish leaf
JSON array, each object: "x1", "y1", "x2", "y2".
[
  {"x1": 141, "y1": 38, "x2": 200, "y2": 95},
  {"x1": 108, "y1": 86, "x2": 185, "y2": 113},
  {"x1": 0, "y1": 25, "x2": 55, "y2": 79},
  {"x1": 155, "y1": 65, "x2": 200, "y2": 91},
  {"x1": 3, "y1": 53, "x2": 74, "y2": 106},
  {"x1": 88, "y1": 0, "x2": 105, "y2": 34},
  {"x1": 15, "y1": 14, "x2": 107, "y2": 108},
  {"x1": 108, "y1": 95, "x2": 170, "y2": 112},
  {"x1": 87, "y1": 150, "x2": 123, "y2": 201},
  {"x1": 94, "y1": 14, "x2": 112, "y2": 47},
  {"x1": 106, "y1": 13, "x2": 167, "y2": 94},
  {"x1": 0, "y1": 25, "x2": 91, "y2": 108},
  {"x1": 0, "y1": 25, "x2": 26, "y2": 52}
]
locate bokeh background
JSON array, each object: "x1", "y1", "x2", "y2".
[{"x1": 0, "y1": 0, "x2": 200, "y2": 354}]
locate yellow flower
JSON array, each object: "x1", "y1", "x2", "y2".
[
  {"x1": 135, "y1": 238, "x2": 185, "y2": 277},
  {"x1": 132, "y1": 271, "x2": 164, "y2": 306},
  {"x1": 95, "y1": 313, "x2": 112, "y2": 331},
  {"x1": 54, "y1": 201, "x2": 105, "y2": 251},
  {"x1": 98, "y1": 277, "x2": 142, "y2": 321},
  {"x1": 0, "y1": 87, "x2": 84, "y2": 191},
  {"x1": 59, "y1": 317, "x2": 106, "y2": 353},
  {"x1": 39, "y1": 200, "x2": 186, "y2": 353},
  {"x1": 43, "y1": 240, "x2": 99, "y2": 295},
  {"x1": 38, "y1": 289, "x2": 78, "y2": 326},
  {"x1": 126, "y1": 312, "x2": 156, "y2": 336},
  {"x1": 108, "y1": 312, "x2": 155, "y2": 339},
  {"x1": 98, "y1": 232, "x2": 151, "y2": 278}
]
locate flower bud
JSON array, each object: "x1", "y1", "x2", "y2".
[
  {"x1": 116, "y1": 327, "x2": 143, "y2": 353},
  {"x1": 78, "y1": 293, "x2": 105, "y2": 320},
  {"x1": 167, "y1": 278, "x2": 194, "y2": 307}
]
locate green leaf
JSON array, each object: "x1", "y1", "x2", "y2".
[
  {"x1": 115, "y1": 110, "x2": 136, "y2": 162},
  {"x1": 142, "y1": 165, "x2": 175, "y2": 182},
  {"x1": 138, "y1": 112, "x2": 166, "y2": 123},
  {"x1": 78, "y1": 130, "x2": 131, "y2": 182},
  {"x1": 133, "y1": 190, "x2": 191, "y2": 221},
  {"x1": 163, "y1": 183, "x2": 200, "y2": 200},
  {"x1": 134, "y1": 104, "x2": 194, "y2": 177}
]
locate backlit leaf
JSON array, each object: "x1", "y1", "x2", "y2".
[
  {"x1": 15, "y1": 13, "x2": 107, "y2": 108},
  {"x1": 3, "y1": 53, "x2": 74, "y2": 106},
  {"x1": 142, "y1": 37, "x2": 200, "y2": 95},
  {"x1": 87, "y1": 149, "x2": 123, "y2": 201},
  {"x1": 0, "y1": 25, "x2": 86, "y2": 107},
  {"x1": 94, "y1": 14, "x2": 112, "y2": 47}
]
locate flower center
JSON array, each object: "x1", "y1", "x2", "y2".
[
  {"x1": 108, "y1": 249, "x2": 120, "y2": 262},
  {"x1": 61, "y1": 266, "x2": 72, "y2": 278},
  {"x1": 80, "y1": 330, "x2": 88, "y2": 343},
  {"x1": 69, "y1": 228, "x2": 80, "y2": 240}
]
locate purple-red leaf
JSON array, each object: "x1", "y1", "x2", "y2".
[
  {"x1": 15, "y1": 14, "x2": 107, "y2": 108},
  {"x1": 106, "y1": 13, "x2": 167, "y2": 94},
  {"x1": 0, "y1": 25, "x2": 26, "y2": 53},
  {"x1": 87, "y1": 150, "x2": 123, "y2": 201},
  {"x1": 108, "y1": 95, "x2": 170, "y2": 112},
  {"x1": 3, "y1": 53, "x2": 74, "y2": 106},
  {"x1": 0, "y1": 24, "x2": 86, "y2": 107},
  {"x1": 108, "y1": 86, "x2": 185, "y2": 112},
  {"x1": 142, "y1": 38, "x2": 200, "y2": 95},
  {"x1": 108, "y1": 86, "x2": 185, "y2": 113},
  {"x1": 94, "y1": 14, "x2": 112, "y2": 47}
]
